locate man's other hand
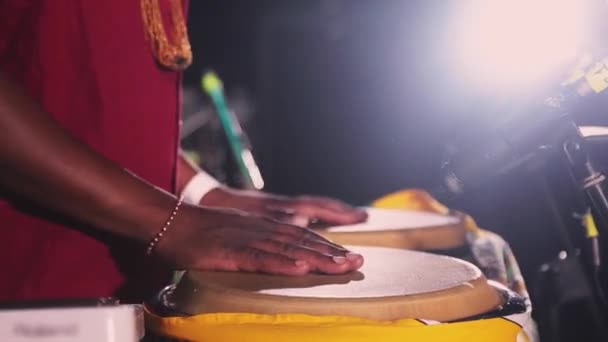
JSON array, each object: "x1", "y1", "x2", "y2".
[{"x1": 199, "y1": 187, "x2": 367, "y2": 227}]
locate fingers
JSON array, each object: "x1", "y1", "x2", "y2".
[
  {"x1": 168, "y1": 206, "x2": 365, "y2": 277},
  {"x1": 229, "y1": 247, "x2": 312, "y2": 276},
  {"x1": 245, "y1": 218, "x2": 364, "y2": 273},
  {"x1": 268, "y1": 222, "x2": 349, "y2": 252},
  {"x1": 278, "y1": 196, "x2": 368, "y2": 226},
  {"x1": 291, "y1": 237, "x2": 350, "y2": 257},
  {"x1": 268, "y1": 232, "x2": 348, "y2": 256},
  {"x1": 250, "y1": 239, "x2": 363, "y2": 274},
  {"x1": 223, "y1": 210, "x2": 356, "y2": 257},
  {"x1": 259, "y1": 205, "x2": 312, "y2": 227},
  {"x1": 260, "y1": 209, "x2": 300, "y2": 225}
]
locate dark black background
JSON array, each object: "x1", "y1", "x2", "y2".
[{"x1": 185, "y1": 1, "x2": 608, "y2": 339}]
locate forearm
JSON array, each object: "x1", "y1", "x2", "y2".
[{"x1": 0, "y1": 71, "x2": 174, "y2": 242}]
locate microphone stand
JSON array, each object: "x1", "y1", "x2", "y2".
[
  {"x1": 528, "y1": 115, "x2": 608, "y2": 296},
  {"x1": 561, "y1": 124, "x2": 608, "y2": 299},
  {"x1": 531, "y1": 118, "x2": 608, "y2": 341}
]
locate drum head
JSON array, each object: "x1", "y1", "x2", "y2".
[
  {"x1": 318, "y1": 208, "x2": 466, "y2": 250},
  {"x1": 169, "y1": 246, "x2": 502, "y2": 322}
]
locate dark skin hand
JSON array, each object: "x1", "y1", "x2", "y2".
[
  {"x1": 200, "y1": 187, "x2": 368, "y2": 226},
  {"x1": 159, "y1": 206, "x2": 363, "y2": 275},
  {"x1": 0, "y1": 71, "x2": 363, "y2": 275},
  {"x1": 176, "y1": 152, "x2": 368, "y2": 227}
]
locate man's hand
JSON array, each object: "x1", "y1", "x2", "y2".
[
  {"x1": 199, "y1": 187, "x2": 368, "y2": 227},
  {"x1": 154, "y1": 204, "x2": 364, "y2": 275}
]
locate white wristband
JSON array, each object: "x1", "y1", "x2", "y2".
[{"x1": 180, "y1": 171, "x2": 221, "y2": 205}]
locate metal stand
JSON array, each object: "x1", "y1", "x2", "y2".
[
  {"x1": 563, "y1": 134, "x2": 608, "y2": 241},
  {"x1": 531, "y1": 115, "x2": 608, "y2": 282},
  {"x1": 561, "y1": 128, "x2": 608, "y2": 296},
  {"x1": 532, "y1": 120, "x2": 608, "y2": 341}
]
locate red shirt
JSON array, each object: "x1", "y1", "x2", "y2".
[{"x1": 0, "y1": 0, "x2": 181, "y2": 302}]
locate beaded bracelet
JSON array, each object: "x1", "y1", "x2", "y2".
[{"x1": 146, "y1": 196, "x2": 184, "y2": 256}]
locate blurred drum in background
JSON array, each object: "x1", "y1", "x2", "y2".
[{"x1": 317, "y1": 207, "x2": 466, "y2": 251}]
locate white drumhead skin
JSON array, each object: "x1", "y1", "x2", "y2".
[
  {"x1": 255, "y1": 246, "x2": 479, "y2": 298},
  {"x1": 318, "y1": 208, "x2": 466, "y2": 250},
  {"x1": 325, "y1": 208, "x2": 460, "y2": 233},
  {"x1": 171, "y1": 246, "x2": 502, "y2": 321}
]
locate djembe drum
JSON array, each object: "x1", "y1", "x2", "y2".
[{"x1": 145, "y1": 246, "x2": 531, "y2": 342}]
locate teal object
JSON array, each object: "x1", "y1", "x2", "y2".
[{"x1": 201, "y1": 72, "x2": 255, "y2": 188}]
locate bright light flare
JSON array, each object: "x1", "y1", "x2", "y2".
[{"x1": 450, "y1": 0, "x2": 589, "y2": 91}]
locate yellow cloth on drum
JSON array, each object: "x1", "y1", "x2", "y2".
[
  {"x1": 144, "y1": 308, "x2": 525, "y2": 342},
  {"x1": 371, "y1": 188, "x2": 452, "y2": 216}
]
